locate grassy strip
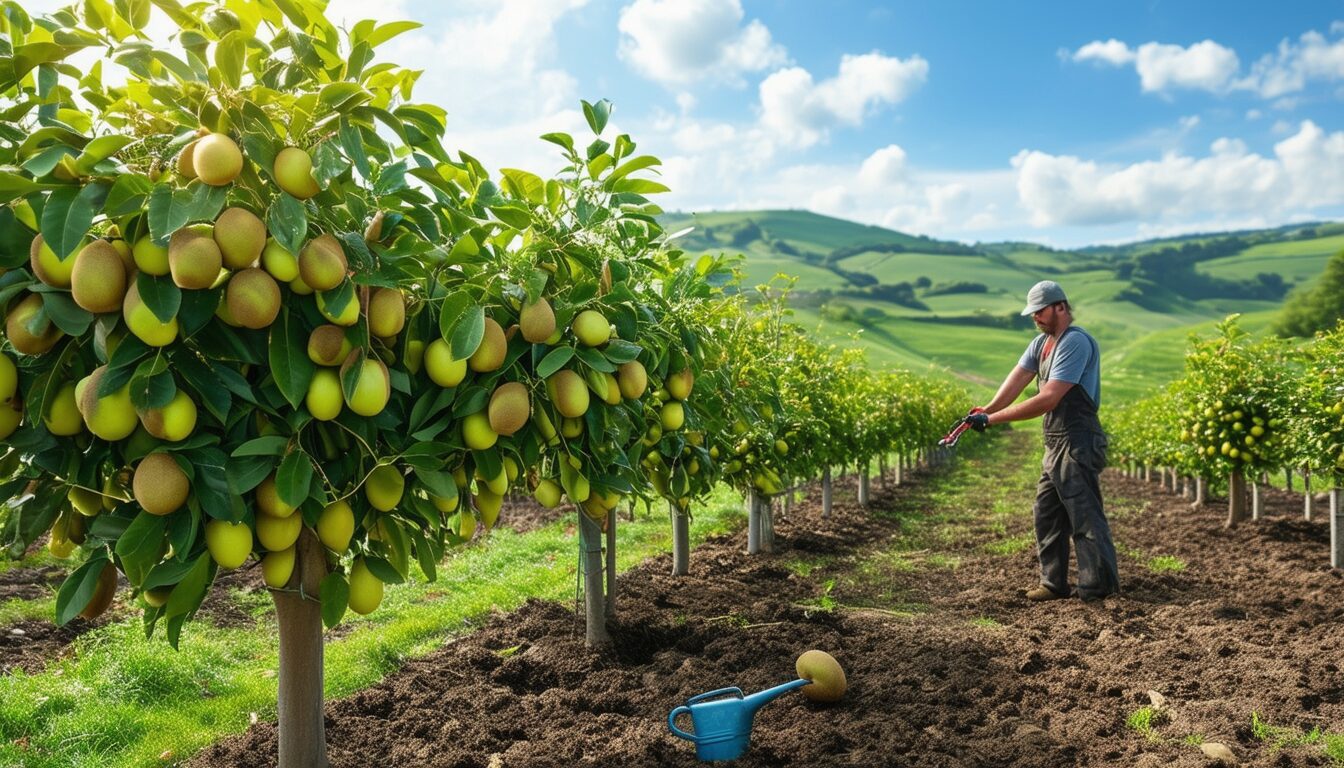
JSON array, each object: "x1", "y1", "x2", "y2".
[{"x1": 0, "y1": 487, "x2": 746, "y2": 768}]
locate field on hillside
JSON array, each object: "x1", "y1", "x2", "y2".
[{"x1": 665, "y1": 210, "x2": 1342, "y2": 403}]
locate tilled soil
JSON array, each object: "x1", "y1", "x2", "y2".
[{"x1": 189, "y1": 442, "x2": 1344, "y2": 768}]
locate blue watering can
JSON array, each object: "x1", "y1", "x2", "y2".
[{"x1": 667, "y1": 678, "x2": 811, "y2": 761}]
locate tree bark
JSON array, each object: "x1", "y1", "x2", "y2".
[
  {"x1": 1305, "y1": 471, "x2": 1315, "y2": 521},
  {"x1": 273, "y1": 528, "x2": 330, "y2": 768},
  {"x1": 822, "y1": 467, "x2": 833, "y2": 519},
  {"x1": 578, "y1": 513, "x2": 609, "y2": 647},
  {"x1": 670, "y1": 501, "x2": 689, "y2": 577},
  {"x1": 1191, "y1": 476, "x2": 1206, "y2": 508},
  {"x1": 1226, "y1": 471, "x2": 1248, "y2": 528},
  {"x1": 747, "y1": 490, "x2": 762, "y2": 555},
  {"x1": 1285, "y1": 467, "x2": 1294, "y2": 492},
  {"x1": 605, "y1": 505, "x2": 617, "y2": 619},
  {"x1": 894, "y1": 454, "x2": 903, "y2": 486},
  {"x1": 1331, "y1": 488, "x2": 1342, "y2": 569},
  {"x1": 857, "y1": 462, "x2": 870, "y2": 507}
]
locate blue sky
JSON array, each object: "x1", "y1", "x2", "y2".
[{"x1": 35, "y1": 0, "x2": 1344, "y2": 247}]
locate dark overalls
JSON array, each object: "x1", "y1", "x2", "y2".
[{"x1": 1034, "y1": 328, "x2": 1120, "y2": 599}]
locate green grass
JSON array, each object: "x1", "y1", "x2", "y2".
[
  {"x1": 0, "y1": 485, "x2": 747, "y2": 768},
  {"x1": 1146, "y1": 555, "x2": 1186, "y2": 573},
  {"x1": 983, "y1": 534, "x2": 1034, "y2": 556},
  {"x1": 969, "y1": 616, "x2": 1001, "y2": 629},
  {"x1": 1248, "y1": 711, "x2": 1344, "y2": 763},
  {"x1": 0, "y1": 594, "x2": 57, "y2": 625},
  {"x1": 1125, "y1": 705, "x2": 1166, "y2": 740}
]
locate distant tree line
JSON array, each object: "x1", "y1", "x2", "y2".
[
  {"x1": 1276, "y1": 249, "x2": 1344, "y2": 337},
  {"x1": 1119, "y1": 237, "x2": 1291, "y2": 301}
]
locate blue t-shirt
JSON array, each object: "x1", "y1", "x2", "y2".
[{"x1": 1017, "y1": 326, "x2": 1101, "y2": 407}]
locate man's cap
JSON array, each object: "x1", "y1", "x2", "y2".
[{"x1": 1021, "y1": 280, "x2": 1068, "y2": 316}]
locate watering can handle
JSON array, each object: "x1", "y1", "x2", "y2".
[
  {"x1": 687, "y1": 686, "x2": 745, "y2": 705},
  {"x1": 667, "y1": 706, "x2": 697, "y2": 743}
]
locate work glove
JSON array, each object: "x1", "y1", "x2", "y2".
[{"x1": 965, "y1": 412, "x2": 989, "y2": 432}]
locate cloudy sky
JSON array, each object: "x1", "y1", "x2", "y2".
[{"x1": 32, "y1": 0, "x2": 1344, "y2": 248}]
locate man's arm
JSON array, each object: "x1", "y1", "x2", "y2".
[
  {"x1": 981, "y1": 366, "x2": 1037, "y2": 414},
  {"x1": 986, "y1": 379, "x2": 1073, "y2": 425}
]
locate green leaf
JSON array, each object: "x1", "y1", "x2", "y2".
[
  {"x1": 605, "y1": 154, "x2": 661, "y2": 185},
  {"x1": 226, "y1": 455, "x2": 273, "y2": 496},
  {"x1": 539, "y1": 132, "x2": 574, "y2": 154},
  {"x1": 318, "y1": 279, "x2": 354, "y2": 318},
  {"x1": 104, "y1": 173, "x2": 153, "y2": 217},
  {"x1": 412, "y1": 467, "x2": 456, "y2": 499},
  {"x1": 450, "y1": 305, "x2": 485, "y2": 361},
  {"x1": 582, "y1": 98, "x2": 612, "y2": 135},
  {"x1": 436, "y1": 291, "x2": 470, "y2": 344},
  {"x1": 267, "y1": 192, "x2": 307, "y2": 257},
  {"x1": 40, "y1": 292, "x2": 93, "y2": 336},
  {"x1": 363, "y1": 20, "x2": 421, "y2": 48},
  {"x1": 276, "y1": 449, "x2": 314, "y2": 508},
  {"x1": 146, "y1": 183, "x2": 195, "y2": 245},
  {"x1": 186, "y1": 182, "x2": 228, "y2": 222},
  {"x1": 488, "y1": 204, "x2": 531, "y2": 230},
  {"x1": 129, "y1": 369, "x2": 176, "y2": 410},
  {"x1": 136, "y1": 272, "x2": 181, "y2": 323},
  {"x1": 163, "y1": 553, "x2": 214, "y2": 648},
  {"x1": 115, "y1": 511, "x2": 167, "y2": 589},
  {"x1": 604, "y1": 339, "x2": 643, "y2": 364},
  {"x1": 269, "y1": 307, "x2": 315, "y2": 409},
  {"x1": 55, "y1": 555, "x2": 110, "y2": 627},
  {"x1": 232, "y1": 436, "x2": 289, "y2": 457},
  {"x1": 576, "y1": 346, "x2": 616, "y2": 373},
  {"x1": 318, "y1": 82, "x2": 370, "y2": 112},
  {"x1": 500, "y1": 168, "x2": 545, "y2": 205},
  {"x1": 612, "y1": 178, "x2": 670, "y2": 195},
  {"x1": 320, "y1": 571, "x2": 348, "y2": 629},
  {"x1": 399, "y1": 441, "x2": 451, "y2": 471},
  {"x1": 41, "y1": 182, "x2": 108, "y2": 260},
  {"x1": 339, "y1": 117, "x2": 371, "y2": 180},
  {"x1": 537, "y1": 346, "x2": 575, "y2": 378},
  {"x1": 363, "y1": 555, "x2": 404, "y2": 585},
  {"x1": 74, "y1": 135, "x2": 135, "y2": 175},
  {"x1": 214, "y1": 30, "x2": 244, "y2": 88},
  {"x1": 0, "y1": 171, "x2": 46, "y2": 199}
]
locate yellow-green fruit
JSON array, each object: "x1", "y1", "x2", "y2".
[
  {"x1": 341, "y1": 354, "x2": 391, "y2": 416},
  {"x1": 256, "y1": 510, "x2": 302, "y2": 551},
  {"x1": 454, "y1": 510, "x2": 477, "y2": 540},
  {"x1": 796, "y1": 650, "x2": 847, "y2": 702},
  {"x1": 462, "y1": 411, "x2": 498, "y2": 450},
  {"x1": 29, "y1": 233, "x2": 77, "y2": 288},
  {"x1": 571, "y1": 310, "x2": 611, "y2": 347},
  {"x1": 110, "y1": 238, "x2": 135, "y2": 274},
  {"x1": 316, "y1": 289, "x2": 358, "y2": 326},
  {"x1": 477, "y1": 465, "x2": 507, "y2": 496},
  {"x1": 78, "y1": 562, "x2": 118, "y2": 620},
  {"x1": 600, "y1": 372, "x2": 621, "y2": 406},
  {"x1": 0, "y1": 400, "x2": 19, "y2": 440},
  {"x1": 660, "y1": 402, "x2": 685, "y2": 431},
  {"x1": 474, "y1": 489, "x2": 502, "y2": 530},
  {"x1": 0, "y1": 353, "x2": 15, "y2": 402},
  {"x1": 273, "y1": 146, "x2": 320, "y2": 199},
  {"x1": 76, "y1": 367, "x2": 137, "y2": 441},
  {"x1": 70, "y1": 241, "x2": 128, "y2": 314},
  {"x1": 133, "y1": 453, "x2": 190, "y2": 515},
  {"x1": 133, "y1": 236, "x2": 170, "y2": 276},
  {"x1": 260, "y1": 239, "x2": 299, "y2": 282},
  {"x1": 225, "y1": 268, "x2": 281, "y2": 329},
  {"x1": 43, "y1": 382, "x2": 83, "y2": 436},
  {"x1": 168, "y1": 224, "x2": 222, "y2": 290},
  {"x1": 519, "y1": 298, "x2": 556, "y2": 343},
  {"x1": 367, "y1": 288, "x2": 405, "y2": 338},
  {"x1": 366, "y1": 464, "x2": 405, "y2": 512},
  {"x1": 488, "y1": 382, "x2": 530, "y2": 436},
  {"x1": 307, "y1": 325, "x2": 352, "y2": 367},
  {"x1": 256, "y1": 473, "x2": 296, "y2": 518},
  {"x1": 305, "y1": 367, "x2": 343, "y2": 421},
  {"x1": 289, "y1": 275, "x2": 314, "y2": 295},
  {"x1": 317, "y1": 500, "x2": 354, "y2": 552},
  {"x1": 68, "y1": 486, "x2": 102, "y2": 517},
  {"x1": 142, "y1": 587, "x2": 172, "y2": 608},
  {"x1": 547, "y1": 369, "x2": 590, "y2": 418},
  {"x1": 262, "y1": 546, "x2": 296, "y2": 589},
  {"x1": 534, "y1": 407, "x2": 559, "y2": 445},
  {"x1": 347, "y1": 558, "x2": 384, "y2": 615},
  {"x1": 6, "y1": 293, "x2": 63, "y2": 355},
  {"x1": 122, "y1": 280, "x2": 179, "y2": 347},
  {"x1": 214, "y1": 207, "x2": 267, "y2": 269},
  {"x1": 192, "y1": 133, "x2": 244, "y2": 186},
  {"x1": 561, "y1": 417, "x2": 584, "y2": 438},
  {"x1": 364, "y1": 211, "x2": 385, "y2": 243},
  {"x1": 468, "y1": 318, "x2": 507, "y2": 372},
  {"x1": 667, "y1": 368, "x2": 694, "y2": 400},
  {"x1": 298, "y1": 234, "x2": 347, "y2": 292},
  {"x1": 431, "y1": 492, "x2": 460, "y2": 514},
  {"x1": 534, "y1": 478, "x2": 562, "y2": 508},
  {"x1": 425, "y1": 339, "x2": 468, "y2": 387},
  {"x1": 503, "y1": 456, "x2": 519, "y2": 483},
  {"x1": 404, "y1": 339, "x2": 425, "y2": 375},
  {"x1": 176, "y1": 139, "x2": 199, "y2": 180},
  {"x1": 205, "y1": 519, "x2": 252, "y2": 569},
  {"x1": 138, "y1": 390, "x2": 197, "y2": 442},
  {"x1": 617, "y1": 361, "x2": 647, "y2": 400}
]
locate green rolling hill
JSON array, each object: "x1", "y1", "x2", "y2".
[{"x1": 661, "y1": 210, "x2": 1340, "y2": 404}]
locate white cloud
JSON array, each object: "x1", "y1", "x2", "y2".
[
  {"x1": 1134, "y1": 40, "x2": 1240, "y2": 93},
  {"x1": 758, "y1": 52, "x2": 928, "y2": 147},
  {"x1": 1240, "y1": 30, "x2": 1344, "y2": 98},
  {"x1": 1071, "y1": 39, "x2": 1135, "y2": 66},
  {"x1": 1011, "y1": 121, "x2": 1344, "y2": 229},
  {"x1": 617, "y1": 0, "x2": 786, "y2": 87}
]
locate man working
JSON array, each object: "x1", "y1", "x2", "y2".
[{"x1": 964, "y1": 280, "x2": 1120, "y2": 602}]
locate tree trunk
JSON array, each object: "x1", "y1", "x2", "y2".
[
  {"x1": 894, "y1": 454, "x2": 903, "y2": 485},
  {"x1": 879, "y1": 455, "x2": 887, "y2": 487},
  {"x1": 1191, "y1": 476, "x2": 1206, "y2": 508},
  {"x1": 670, "y1": 501, "x2": 689, "y2": 577},
  {"x1": 747, "y1": 491, "x2": 774, "y2": 554},
  {"x1": 273, "y1": 528, "x2": 330, "y2": 768},
  {"x1": 1305, "y1": 471, "x2": 1315, "y2": 521},
  {"x1": 857, "y1": 462, "x2": 870, "y2": 507},
  {"x1": 1226, "y1": 471, "x2": 1248, "y2": 528},
  {"x1": 1181, "y1": 475, "x2": 1193, "y2": 500},
  {"x1": 578, "y1": 513, "x2": 609, "y2": 647},
  {"x1": 1331, "y1": 488, "x2": 1342, "y2": 569},
  {"x1": 1285, "y1": 467, "x2": 1294, "y2": 492},
  {"x1": 760, "y1": 494, "x2": 775, "y2": 553},
  {"x1": 605, "y1": 505, "x2": 617, "y2": 619},
  {"x1": 822, "y1": 467, "x2": 833, "y2": 519},
  {"x1": 1143, "y1": 465, "x2": 1152, "y2": 483}
]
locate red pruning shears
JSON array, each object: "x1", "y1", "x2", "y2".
[{"x1": 939, "y1": 408, "x2": 986, "y2": 447}]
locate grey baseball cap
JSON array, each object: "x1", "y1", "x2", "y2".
[{"x1": 1021, "y1": 280, "x2": 1068, "y2": 315}]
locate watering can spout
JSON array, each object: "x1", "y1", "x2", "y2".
[{"x1": 742, "y1": 678, "x2": 810, "y2": 715}]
